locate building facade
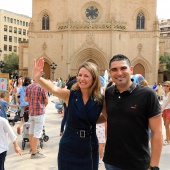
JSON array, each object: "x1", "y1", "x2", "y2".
[
  {"x1": 20, "y1": 0, "x2": 159, "y2": 84},
  {"x1": 0, "y1": 10, "x2": 31, "y2": 59},
  {"x1": 159, "y1": 18, "x2": 170, "y2": 82}
]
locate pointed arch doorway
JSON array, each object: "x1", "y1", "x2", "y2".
[
  {"x1": 133, "y1": 63, "x2": 145, "y2": 77},
  {"x1": 41, "y1": 57, "x2": 51, "y2": 79},
  {"x1": 43, "y1": 62, "x2": 51, "y2": 79},
  {"x1": 70, "y1": 48, "x2": 108, "y2": 76}
]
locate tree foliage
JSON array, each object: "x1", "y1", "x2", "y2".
[
  {"x1": 159, "y1": 53, "x2": 170, "y2": 72},
  {"x1": 2, "y1": 53, "x2": 19, "y2": 74}
]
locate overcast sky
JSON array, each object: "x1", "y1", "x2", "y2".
[{"x1": 0, "y1": 0, "x2": 170, "y2": 19}]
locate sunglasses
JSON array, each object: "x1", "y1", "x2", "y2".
[{"x1": 164, "y1": 85, "x2": 169, "y2": 87}]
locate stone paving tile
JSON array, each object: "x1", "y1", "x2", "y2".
[{"x1": 5, "y1": 96, "x2": 170, "y2": 170}]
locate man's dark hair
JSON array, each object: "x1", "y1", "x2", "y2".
[
  {"x1": 0, "y1": 92, "x2": 5, "y2": 98},
  {"x1": 109, "y1": 54, "x2": 131, "y2": 68},
  {"x1": 23, "y1": 77, "x2": 31, "y2": 86}
]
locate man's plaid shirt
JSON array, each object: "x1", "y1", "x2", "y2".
[{"x1": 25, "y1": 82, "x2": 48, "y2": 116}]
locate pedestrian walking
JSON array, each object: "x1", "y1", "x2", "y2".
[
  {"x1": 25, "y1": 79, "x2": 48, "y2": 159},
  {"x1": 161, "y1": 81, "x2": 170, "y2": 145}
]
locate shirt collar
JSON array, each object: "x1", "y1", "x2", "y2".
[{"x1": 114, "y1": 82, "x2": 137, "y2": 94}]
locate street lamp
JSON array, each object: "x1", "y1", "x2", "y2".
[{"x1": 50, "y1": 62, "x2": 57, "y2": 80}]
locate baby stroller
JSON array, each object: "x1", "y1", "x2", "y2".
[
  {"x1": 7, "y1": 95, "x2": 21, "y2": 126},
  {"x1": 22, "y1": 106, "x2": 49, "y2": 150}
]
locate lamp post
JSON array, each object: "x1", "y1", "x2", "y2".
[
  {"x1": 50, "y1": 62, "x2": 57, "y2": 80},
  {"x1": 0, "y1": 49, "x2": 5, "y2": 73}
]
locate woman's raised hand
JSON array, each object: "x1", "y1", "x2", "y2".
[{"x1": 33, "y1": 58, "x2": 44, "y2": 81}]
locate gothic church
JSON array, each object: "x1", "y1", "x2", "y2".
[{"x1": 19, "y1": 0, "x2": 159, "y2": 84}]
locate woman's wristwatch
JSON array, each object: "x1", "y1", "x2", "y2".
[{"x1": 148, "y1": 165, "x2": 160, "y2": 170}]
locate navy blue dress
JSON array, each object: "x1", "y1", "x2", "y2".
[{"x1": 58, "y1": 90, "x2": 103, "y2": 170}]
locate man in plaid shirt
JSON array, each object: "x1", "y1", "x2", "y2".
[{"x1": 25, "y1": 81, "x2": 48, "y2": 159}]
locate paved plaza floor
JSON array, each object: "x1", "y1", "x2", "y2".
[{"x1": 5, "y1": 95, "x2": 170, "y2": 170}]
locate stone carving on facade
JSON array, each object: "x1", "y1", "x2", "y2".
[
  {"x1": 42, "y1": 42, "x2": 47, "y2": 54},
  {"x1": 42, "y1": 42, "x2": 47, "y2": 50},
  {"x1": 137, "y1": 43, "x2": 143, "y2": 56},
  {"x1": 86, "y1": 33, "x2": 95, "y2": 46},
  {"x1": 57, "y1": 19, "x2": 127, "y2": 31}
]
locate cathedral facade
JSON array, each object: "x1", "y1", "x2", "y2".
[{"x1": 19, "y1": 0, "x2": 159, "y2": 84}]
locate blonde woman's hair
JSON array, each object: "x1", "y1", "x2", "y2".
[
  {"x1": 163, "y1": 81, "x2": 170, "y2": 91},
  {"x1": 140, "y1": 79, "x2": 149, "y2": 87},
  {"x1": 72, "y1": 62, "x2": 103, "y2": 104}
]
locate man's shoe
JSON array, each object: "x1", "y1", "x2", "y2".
[
  {"x1": 31, "y1": 152, "x2": 46, "y2": 159},
  {"x1": 29, "y1": 148, "x2": 41, "y2": 154}
]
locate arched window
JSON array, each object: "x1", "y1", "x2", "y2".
[
  {"x1": 136, "y1": 13, "x2": 145, "y2": 29},
  {"x1": 42, "y1": 14, "x2": 49, "y2": 30}
]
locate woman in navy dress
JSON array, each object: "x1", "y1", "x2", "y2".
[{"x1": 33, "y1": 58, "x2": 103, "y2": 170}]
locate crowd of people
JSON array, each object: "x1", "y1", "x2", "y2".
[{"x1": 1, "y1": 54, "x2": 170, "y2": 170}]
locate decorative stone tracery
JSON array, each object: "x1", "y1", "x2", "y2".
[{"x1": 57, "y1": 19, "x2": 127, "y2": 31}]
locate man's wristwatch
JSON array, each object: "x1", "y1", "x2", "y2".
[{"x1": 148, "y1": 165, "x2": 160, "y2": 170}]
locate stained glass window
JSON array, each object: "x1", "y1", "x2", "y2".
[{"x1": 85, "y1": 6, "x2": 99, "y2": 21}]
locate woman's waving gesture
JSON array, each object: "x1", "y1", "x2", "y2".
[
  {"x1": 33, "y1": 58, "x2": 44, "y2": 81},
  {"x1": 33, "y1": 58, "x2": 70, "y2": 104}
]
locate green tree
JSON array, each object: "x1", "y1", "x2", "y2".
[
  {"x1": 2, "y1": 53, "x2": 19, "y2": 74},
  {"x1": 159, "y1": 53, "x2": 170, "y2": 72}
]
